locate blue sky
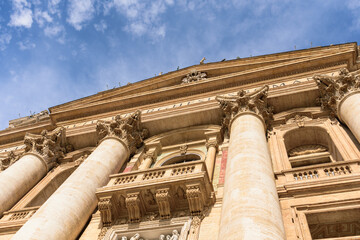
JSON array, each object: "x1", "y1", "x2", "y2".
[{"x1": 0, "y1": 0, "x2": 360, "y2": 130}]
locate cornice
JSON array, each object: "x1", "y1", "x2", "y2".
[{"x1": 49, "y1": 51, "x2": 353, "y2": 124}]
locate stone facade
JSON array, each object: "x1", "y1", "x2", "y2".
[{"x1": 1, "y1": 43, "x2": 360, "y2": 240}]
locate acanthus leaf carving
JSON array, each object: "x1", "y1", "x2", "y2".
[
  {"x1": 96, "y1": 110, "x2": 148, "y2": 155},
  {"x1": 181, "y1": 70, "x2": 207, "y2": 84},
  {"x1": 0, "y1": 150, "x2": 21, "y2": 171},
  {"x1": 314, "y1": 68, "x2": 360, "y2": 116},
  {"x1": 215, "y1": 85, "x2": 273, "y2": 131},
  {"x1": 23, "y1": 127, "x2": 66, "y2": 168}
]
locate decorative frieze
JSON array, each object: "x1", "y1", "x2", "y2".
[
  {"x1": 314, "y1": 68, "x2": 360, "y2": 115},
  {"x1": 125, "y1": 192, "x2": 142, "y2": 223},
  {"x1": 181, "y1": 70, "x2": 207, "y2": 84},
  {"x1": 155, "y1": 188, "x2": 171, "y2": 219},
  {"x1": 0, "y1": 151, "x2": 21, "y2": 171},
  {"x1": 23, "y1": 127, "x2": 66, "y2": 168},
  {"x1": 215, "y1": 85, "x2": 273, "y2": 130},
  {"x1": 96, "y1": 110, "x2": 148, "y2": 155}
]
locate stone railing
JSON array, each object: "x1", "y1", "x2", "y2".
[
  {"x1": 0, "y1": 207, "x2": 39, "y2": 222},
  {"x1": 96, "y1": 161, "x2": 215, "y2": 226},
  {"x1": 275, "y1": 160, "x2": 360, "y2": 184}
]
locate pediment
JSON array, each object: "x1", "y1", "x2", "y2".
[{"x1": 49, "y1": 43, "x2": 358, "y2": 124}]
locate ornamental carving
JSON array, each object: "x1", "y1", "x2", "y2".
[
  {"x1": 98, "y1": 197, "x2": 113, "y2": 226},
  {"x1": 186, "y1": 184, "x2": 204, "y2": 216},
  {"x1": 23, "y1": 127, "x2": 66, "y2": 167},
  {"x1": 286, "y1": 114, "x2": 312, "y2": 128},
  {"x1": 205, "y1": 139, "x2": 218, "y2": 149},
  {"x1": 181, "y1": 70, "x2": 207, "y2": 84},
  {"x1": 314, "y1": 68, "x2": 360, "y2": 115},
  {"x1": 96, "y1": 111, "x2": 148, "y2": 155},
  {"x1": 288, "y1": 144, "x2": 328, "y2": 157},
  {"x1": 215, "y1": 85, "x2": 273, "y2": 130},
  {"x1": 0, "y1": 151, "x2": 21, "y2": 171},
  {"x1": 125, "y1": 192, "x2": 141, "y2": 223},
  {"x1": 155, "y1": 188, "x2": 171, "y2": 219}
]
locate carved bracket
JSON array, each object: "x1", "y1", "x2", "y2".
[
  {"x1": 186, "y1": 184, "x2": 204, "y2": 216},
  {"x1": 98, "y1": 196, "x2": 113, "y2": 226},
  {"x1": 155, "y1": 188, "x2": 171, "y2": 219},
  {"x1": 96, "y1": 111, "x2": 148, "y2": 155},
  {"x1": 125, "y1": 192, "x2": 142, "y2": 223}
]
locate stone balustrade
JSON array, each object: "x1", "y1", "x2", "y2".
[
  {"x1": 96, "y1": 161, "x2": 215, "y2": 226},
  {"x1": 275, "y1": 160, "x2": 360, "y2": 184}
]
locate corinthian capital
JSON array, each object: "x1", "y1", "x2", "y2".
[
  {"x1": 314, "y1": 68, "x2": 360, "y2": 115},
  {"x1": 96, "y1": 110, "x2": 148, "y2": 155},
  {"x1": 0, "y1": 151, "x2": 21, "y2": 171},
  {"x1": 215, "y1": 85, "x2": 273, "y2": 130},
  {"x1": 23, "y1": 127, "x2": 66, "y2": 168}
]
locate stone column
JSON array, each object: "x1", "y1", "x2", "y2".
[
  {"x1": 138, "y1": 142, "x2": 161, "y2": 170},
  {"x1": 12, "y1": 111, "x2": 147, "y2": 240},
  {"x1": 315, "y1": 68, "x2": 360, "y2": 142},
  {"x1": 204, "y1": 132, "x2": 220, "y2": 181},
  {"x1": 216, "y1": 86, "x2": 285, "y2": 240},
  {"x1": 0, "y1": 128, "x2": 66, "y2": 217}
]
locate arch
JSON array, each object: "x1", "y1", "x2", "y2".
[
  {"x1": 283, "y1": 126, "x2": 343, "y2": 167},
  {"x1": 154, "y1": 149, "x2": 205, "y2": 167}
]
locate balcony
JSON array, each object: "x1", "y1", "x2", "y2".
[
  {"x1": 0, "y1": 207, "x2": 39, "y2": 232},
  {"x1": 275, "y1": 160, "x2": 360, "y2": 197},
  {"x1": 96, "y1": 161, "x2": 215, "y2": 226}
]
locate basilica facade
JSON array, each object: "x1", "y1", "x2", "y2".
[{"x1": 1, "y1": 42, "x2": 360, "y2": 240}]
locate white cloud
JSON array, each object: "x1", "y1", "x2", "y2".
[
  {"x1": 18, "y1": 40, "x2": 36, "y2": 50},
  {"x1": 44, "y1": 24, "x2": 66, "y2": 43},
  {"x1": 34, "y1": 9, "x2": 52, "y2": 27},
  {"x1": 48, "y1": 0, "x2": 62, "y2": 16},
  {"x1": 67, "y1": 0, "x2": 95, "y2": 30},
  {"x1": 346, "y1": 0, "x2": 360, "y2": 30},
  {"x1": 112, "y1": 0, "x2": 173, "y2": 38},
  {"x1": 0, "y1": 33, "x2": 12, "y2": 51},
  {"x1": 8, "y1": 0, "x2": 33, "y2": 28},
  {"x1": 94, "y1": 20, "x2": 107, "y2": 32}
]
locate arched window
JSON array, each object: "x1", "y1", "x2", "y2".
[
  {"x1": 283, "y1": 126, "x2": 343, "y2": 168},
  {"x1": 161, "y1": 153, "x2": 201, "y2": 166}
]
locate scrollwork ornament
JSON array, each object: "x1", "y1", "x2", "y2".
[{"x1": 96, "y1": 110, "x2": 148, "y2": 155}]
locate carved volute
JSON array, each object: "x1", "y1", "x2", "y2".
[
  {"x1": 215, "y1": 85, "x2": 273, "y2": 131},
  {"x1": 23, "y1": 127, "x2": 66, "y2": 168},
  {"x1": 96, "y1": 110, "x2": 148, "y2": 155},
  {"x1": 314, "y1": 68, "x2": 360, "y2": 116}
]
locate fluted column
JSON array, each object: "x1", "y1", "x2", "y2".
[
  {"x1": 204, "y1": 132, "x2": 220, "y2": 180},
  {"x1": 12, "y1": 111, "x2": 147, "y2": 240},
  {"x1": 0, "y1": 127, "x2": 66, "y2": 217},
  {"x1": 315, "y1": 68, "x2": 360, "y2": 142},
  {"x1": 216, "y1": 86, "x2": 285, "y2": 240},
  {"x1": 138, "y1": 142, "x2": 161, "y2": 170}
]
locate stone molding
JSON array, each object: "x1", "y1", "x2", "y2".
[
  {"x1": 23, "y1": 127, "x2": 66, "y2": 169},
  {"x1": 96, "y1": 110, "x2": 148, "y2": 155},
  {"x1": 215, "y1": 85, "x2": 273, "y2": 131},
  {"x1": 314, "y1": 68, "x2": 360, "y2": 117}
]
